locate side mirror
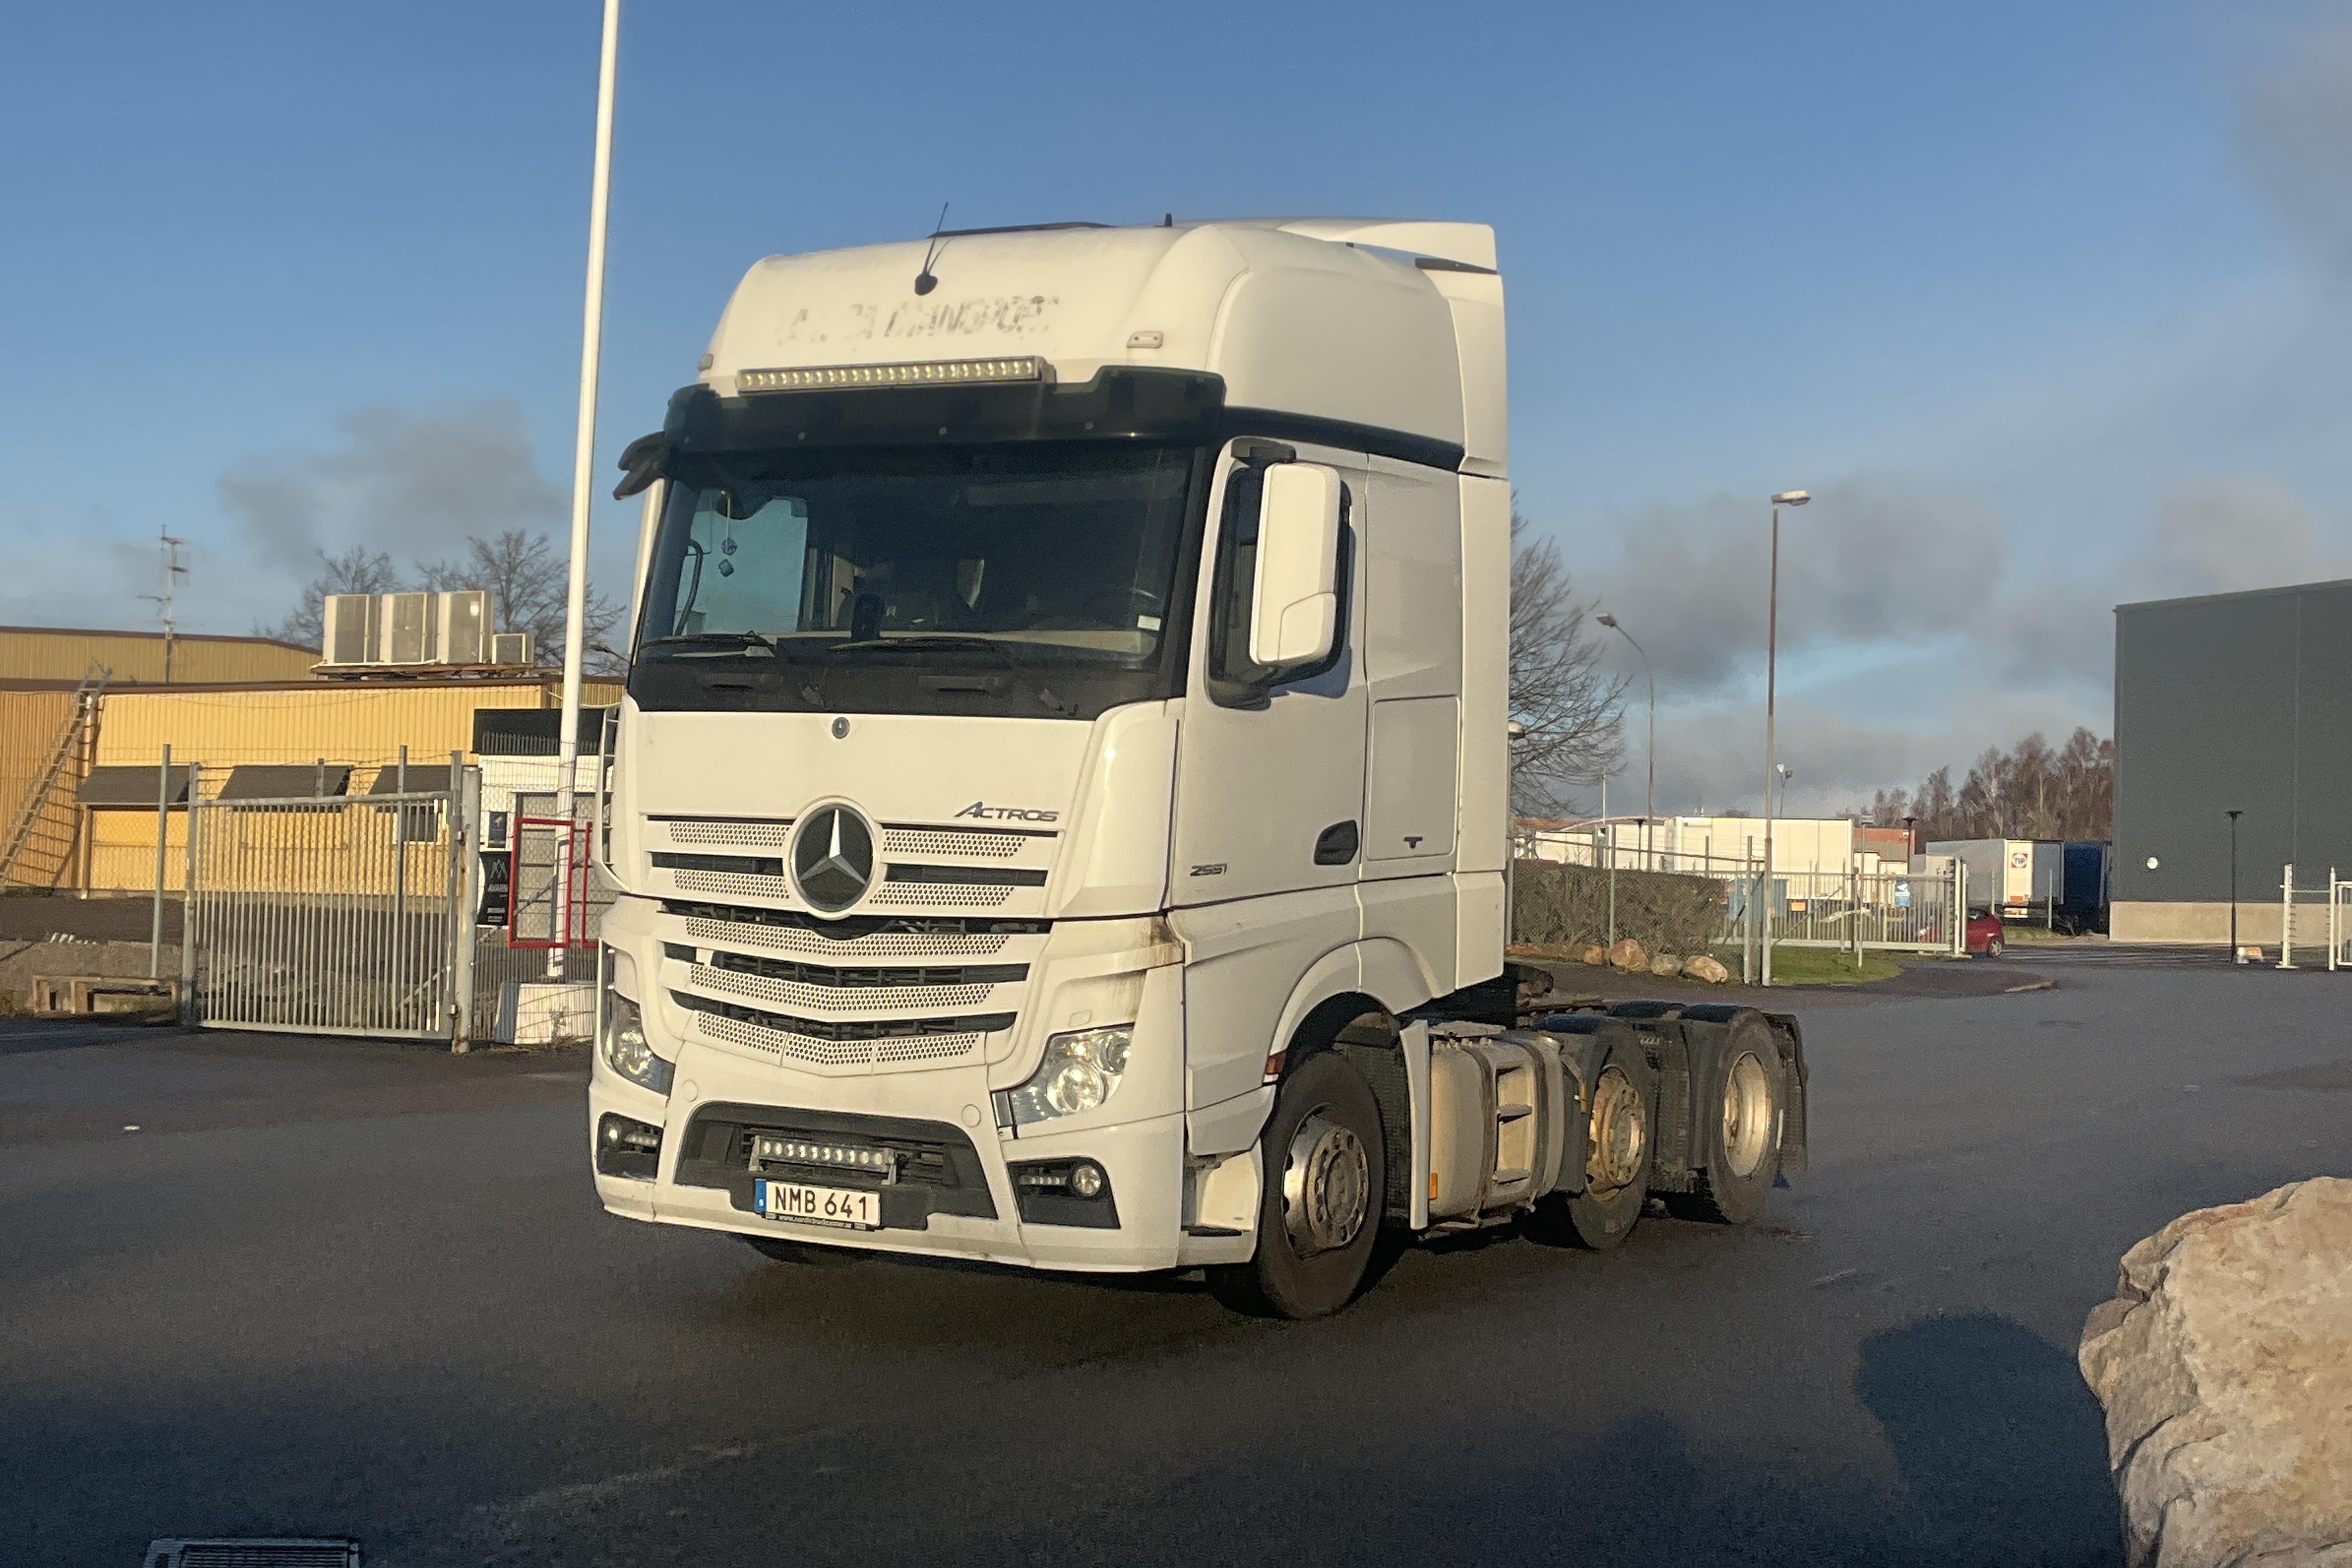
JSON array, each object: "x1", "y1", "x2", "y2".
[{"x1": 1248, "y1": 463, "x2": 1343, "y2": 669}]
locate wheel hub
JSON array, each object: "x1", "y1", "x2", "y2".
[
  {"x1": 1720, "y1": 1051, "x2": 1773, "y2": 1178},
  {"x1": 1587, "y1": 1065, "x2": 1646, "y2": 1193},
  {"x1": 1283, "y1": 1111, "x2": 1369, "y2": 1258}
]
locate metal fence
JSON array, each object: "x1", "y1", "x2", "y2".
[
  {"x1": 2332, "y1": 874, "x2": 2352, "y2": 972},
  {"x1": 184, "y1": 772, "x2": 478, "y2": 1040},
  {"x1": 1517, "y1": 831, "x2": 1969, "y2": 978},
  {"x1": 1751, "y1": 862, "x2": 1968, "y2": 958}
]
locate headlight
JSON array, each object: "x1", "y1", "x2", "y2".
[
  {"x1": 1002, "y1": 1025, "x2": 1132, "y2": 1128},
  {"x1": 600, "y1": 989, "x2": 674, "y2": 1094}
]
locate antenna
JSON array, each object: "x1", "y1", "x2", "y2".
[
  {"x1": 139, "y1": 527, "x2": 188, "y2": 682},
  {"x1": 914, "y1": 202, "x2": 949, "y2": 295}
]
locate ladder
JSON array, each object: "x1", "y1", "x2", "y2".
[{"x1": 0, "y1": 668, "x2": 108, "y2": 887}]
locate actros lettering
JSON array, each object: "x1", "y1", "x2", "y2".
[{"x1": 954, "y1": 800, "x2": 1059, "y2": 823}]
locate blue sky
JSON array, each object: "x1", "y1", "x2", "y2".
[{"x1": 3, "y1": 1, "x2": 2347, "y2": 811}]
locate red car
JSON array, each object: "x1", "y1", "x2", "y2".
[{"x1": 1967, "y1": 908, "x2": 2006, "y2": 957}]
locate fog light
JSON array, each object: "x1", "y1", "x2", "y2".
[
  {"x1": 596, "y1": 1113, "x2": 663, "y2": 1179},
  {"x1": 1069, "y1": 1161, "x2": 1105, "y2": 1199}
]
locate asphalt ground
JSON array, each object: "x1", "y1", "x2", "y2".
[{"x1": 6, "y1": 960, "x2": 2350, "y2": 1568}]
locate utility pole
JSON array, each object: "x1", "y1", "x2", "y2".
[
  {"x1": 1761, "y1": 489, "x2": 1810, "y2": 986},
  {"x1": 1597, "y1": 612, "x2": 1654, "y2": 869},
  {"x1": 2226, "y1": 809, "x2": 2241, "y2": 961},
  {"x1": 141, "y1": 529, "x2": 188, "y2": 683}
]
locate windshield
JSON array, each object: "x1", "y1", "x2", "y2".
[{"x1": 636, "y1": 446, "x2": 1196, "y2": 697}]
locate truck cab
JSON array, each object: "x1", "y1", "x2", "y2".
[{"x1": 588, "y1": 217, "x2": 1804, "y2": 1315}]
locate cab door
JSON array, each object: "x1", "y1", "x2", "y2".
[{"x1": 1170, "y1": 441, "x2": 1368, "y2": 1112}]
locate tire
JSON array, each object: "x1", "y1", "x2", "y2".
[
  {"x1": 1669, "y1": 1027, "x2": 1783, "y2": 1225},
  {"x1": 742, "y1": 1234, "x2": 869, "y2": 1266},
  {"x1": 1528, "y1": 1050, "x2": 1651, "y2": 1251},
  {"x1": 1208, "y1": 1051, "x2": 1387, "y2": 1319},
  {"x1": 1986, "y1": 937, "x2": 2004, "y2": 958}
]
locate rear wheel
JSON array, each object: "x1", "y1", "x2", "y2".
[
  {"x1": 742, "y1": 1234, "x2": 869, "y2": 1266},
  {"x1": 1670, "y1": 1033, "x2": 1783, "y2": 1224},
  {"x1": 1530, "y1": 1054, "x2": 1651, "y2": 1250},
  {"x1": 1209, "y1": 1051, "x2": 1387, "y2": 1318}
]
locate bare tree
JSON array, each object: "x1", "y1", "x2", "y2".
[
  {"x1": 416, "y1": 528, "x2": 624, "y2": 673},
  {"x1": 260, "y1": 545, "x2": 400, "y2": 648},
  {"x1": 1861, "y1": 729, "x2": 2112, "y2": 840},
  {"x1": 1510, "y1": 511, "x2": 1626, "y2": 818}
]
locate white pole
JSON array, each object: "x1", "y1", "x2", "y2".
[
  {"x1": 556, "y1": 0, "x2": 622, "y2": 838},
  {"x1": 1761, "y1": 501, "x2": 1779, "y2": 986},
  {"x1": 2277, "y1": 863, "x2": 2295, "y2": 970}
]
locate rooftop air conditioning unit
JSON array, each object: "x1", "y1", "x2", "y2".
[
  {"x1": 490, "y1": 631, "x2": 535, "y2": 667},
  {"x1": 438, "y1": 589, "x2": 491, "y2": 665},
  {"x1": 321, "y1": 594, "x2": 380, "y2": 666},
  {"x1": 378, "y1": 592, "x2": 435, "y2": 664}
]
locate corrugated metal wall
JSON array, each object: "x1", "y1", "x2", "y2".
[
  {"x1": 0, "y1": 689, "x2": 85, "y2": 886},
  {"x1": 0, "y1": 628, "x2": 319, "y2": 685},
  {"x1": 48, "y1": 677, "x2": 624, "y2": 893}
]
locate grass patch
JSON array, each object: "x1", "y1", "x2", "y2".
[{"x1": 1710, "y1": 944, "x2": 1903, "y2": 986}]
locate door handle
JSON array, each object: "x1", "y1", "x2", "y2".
[{"x1": 1314, "y1": 820, "x2": 1360, "y2": 866}]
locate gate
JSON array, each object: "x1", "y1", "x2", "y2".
[{"x1": 184, "y1": 769, "x2": 480, "y2": 1041}]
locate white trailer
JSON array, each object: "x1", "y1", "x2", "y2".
[
  {"x1": 586, "y1": 217, "x2": 1808, "y2": 1316},
  {"x1": 1929, "y1": 838, "x2": 2062, "y2": 921}
]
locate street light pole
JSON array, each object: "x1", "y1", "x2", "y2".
[
  {"x1": 1597, "y1": 613, "x2": 1654, "y2": 869},
  {"x1": 1761, "y1": 489, "x2": 1810, "y2": 985},
  {"x1": 555, "y1": 0, "x2": 622, "y2": 841},
  {"x1": 2227, "y1": 809, "x2": 2242, "y2": 961}
]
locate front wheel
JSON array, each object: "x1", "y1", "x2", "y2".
[
  {"x1": 1208, "y1": 1051, "x2": 1387, "y2": 1319},
  {"x1": 1985, "y1": 937, "x2": 2004, "y2": 958}
]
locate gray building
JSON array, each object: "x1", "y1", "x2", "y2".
[{"x1": 2112, "y1": 578, "x2": 2352, "y2": 943}]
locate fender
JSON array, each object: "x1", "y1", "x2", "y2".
[{"x1": 1185, "y1": 937, "x2": 1437, "y2": 1160}]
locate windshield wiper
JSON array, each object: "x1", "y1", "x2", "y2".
[
  {"x1": 642, "y1": 629, "x2": 779, "y2": 656},
  {"x1": 824, "y1": 636, "x2": 1076, "y2": 716},
  {"x1": 825, "y1": 634, "x2": 1010, "y2": 656}
]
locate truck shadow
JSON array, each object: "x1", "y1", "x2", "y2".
[{"x1": 1854, "y1": 1311, "x2": 2121, "y2": 1567}]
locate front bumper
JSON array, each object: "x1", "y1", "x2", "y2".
[{"x1": 589, "y1": 896, "x2": 1205, "y2": 1272}]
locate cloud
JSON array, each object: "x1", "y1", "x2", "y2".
[
  {"x1": 218, "y1": 400, "x2": 564, "y2": 564},
  {"x1": 2238, "y1": 9, "x2": 2352, "y2": 272},
  {"x1": 1575, "y1": 477, "x2": 2008, "y2": 695},
  {"x1": 1987, "y1": 477, "x2": 2352, "y2": 688}
]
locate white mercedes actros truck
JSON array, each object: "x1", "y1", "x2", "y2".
[{"x1": 589, "y1": 216, "x2": 1808, "y2": 1317}]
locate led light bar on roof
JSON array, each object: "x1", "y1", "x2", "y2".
[{"x1": 737, "y1": 356, "x2": 1052, "y2": 393}]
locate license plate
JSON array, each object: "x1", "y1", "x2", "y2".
[{"x1": 755, "y1": 1178, "x2": 881, "y2": 1230}]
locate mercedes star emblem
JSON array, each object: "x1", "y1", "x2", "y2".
[{"x1": 790, "y1": 804, "x2": 876, "y2": 914}]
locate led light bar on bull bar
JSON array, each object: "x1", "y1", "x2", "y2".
[{"x1": 737, "y1": 356, "x2": 1053, "y2": 393}]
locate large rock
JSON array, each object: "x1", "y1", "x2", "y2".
[
  {"x1": 1580, "y1": 943, "x2": 1608, "y2": 967},
  {"x1": 2077, "y1": 1177, "x2": 2352, "y2": 1568},
  {"x1": 1682, "y1": 954, "x2": 1731, "y2": 985},
  {"x1": 1649, "y1": 953, "x2": 1682, "y2": 978},
  {"x1": 1607, "y1": 937, "x2": 1647, "y2": 972}
]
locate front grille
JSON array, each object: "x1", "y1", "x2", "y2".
[
  {"x1": 146, "y1": 1544, "x2": 360, "y2": 1568},
  {"x1": 673, "y1": 990, "x2": 1012, "y2": 1041},
  {"x1": 881, "y1": 824, "x2": 1038, "y2": 859},
  {"x1": 678, "y1": 912, "x2": 1023, "y2": 958},
  {"x1": 672, "y1": 869, "x2": 795, "y2": 901},
  {"x1": 673, "y1": 1104, "x2": 998, "y2": 1224},
  {"x1": 871, "y1": 882, "x2": 1016, "y2": 909},
  {"x1": 677, "y1": 989, "x2": 1007, "y2": 1070},
  {"x1": 701, "y1": 949, "x2": 1029, "y2": 989},
  {"x1": 653, "y1": 850, "x2": 783, "y2": 876},
  {"x1": 652, "y1": 815, "x2": 793, "y2": 847},
  {"x1": 693, "y1": 963, "x2": 996, "y2": 1016}
]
